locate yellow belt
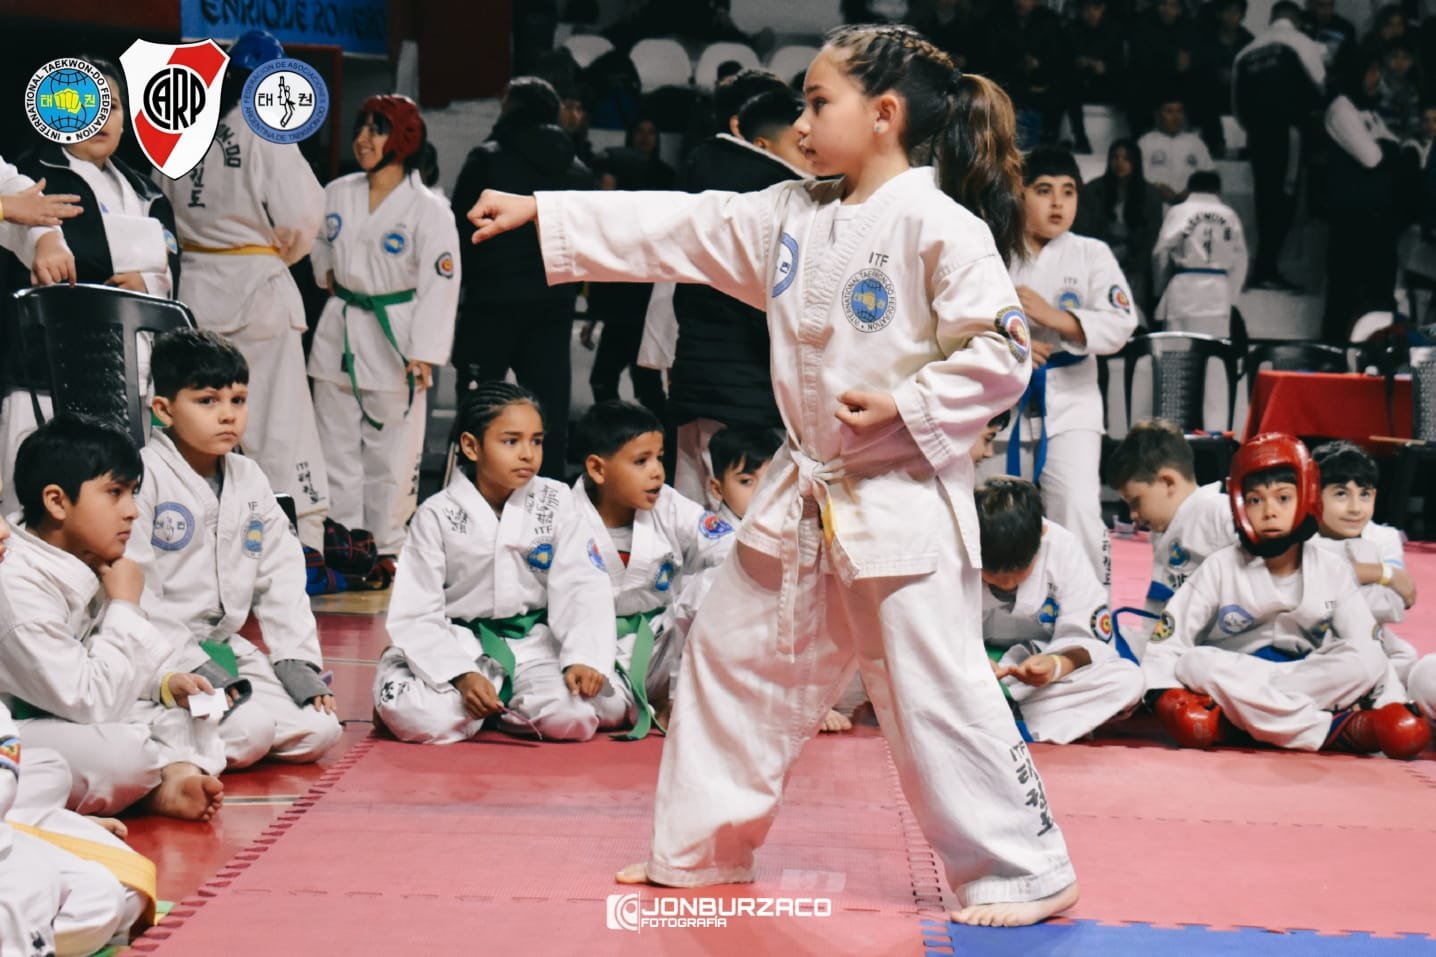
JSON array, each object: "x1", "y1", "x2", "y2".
[
  {"x1": 11, "y1": 821, "x2": 158, "y2": 928},
  {"x1": 181, "y1": 242, "x2": 280, "y2": 256}
]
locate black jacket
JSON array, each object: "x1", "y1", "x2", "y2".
[
  {"x1": 450, "y1": 121, "x2": 593, "y2": 313},
  {"x1": 669, "y1": 135, "x2": 801, "y2": 430},
  {"x1": 1, "y1": 143, "x2": 180, "y2": 390}
]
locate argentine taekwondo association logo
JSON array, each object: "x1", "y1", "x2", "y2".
[{"x1": 120, "y1": 39, "x2": 230, "y2": 179}]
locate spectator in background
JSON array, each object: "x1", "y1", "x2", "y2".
[
  {"x1": 1233, "y1": 0, "x2": 1327, "y2": 290},
  {"x1": 1128, "y1": 0, "x2": 1201, "y2": 135},
  {"x1": 1305, "y1": 0, "x2": 1356, "y2": 73},
  {"x1": 603, "y1": 0, "x2": 771, "y2": 53},
  {"x1": 1194, "y1": 0, "x2": 1253, "y2": 155},
  {"x1": 1361, "y1": 5, "x2": 1408, "y2": 62},
  {"x1": 1138, "y1": 95, "x2": 1216, "y2": 202},
  {"x1": 979, "y1": 0, "x2": 1069, "y2": 146},
  {"x1": 450, "y1": 76, "x2": 595, "y2": 480},
  {"x1": 1378, "y1": 38, "x2": 1423, "y2": 140},
  {"x1": 911, "y1": 0, "x2": 987, "y2": 70},
  {"x1": 1066, "y1": 0, "x2": 1127, "y2": 154},
  {"x1": 626, "y1": 116, "x2": 677, "y2": 188},
  {"x1": 1323, "y1": 52, "x2": 1407, "y2": 342},
  {"x1": 1074, "y1": 139, "x2": 1166, "y2": 311},
  {"x1": 558, "y1": 80, "x2": 599, "y2": 167}
]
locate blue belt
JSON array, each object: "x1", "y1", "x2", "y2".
[
  {"x1": 1005, "y1": 351, "x2": 1088, "y2": 483},
  {"x1": 1251, "y1": 645, "x2": 1309, "y2": 663},
  {"x1": 1173, "y1": 267, "x2": 1228, "y2": 275}
]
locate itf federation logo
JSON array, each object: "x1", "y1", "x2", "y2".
[
  {"x1": 241, "y1": 58, "x2": 329, "y2": 144},
  {"x1": 120, "y1": 39, "x2": 230, "y2": 179},
  {"x1": 842, "y1": 267, "x2": 896, "y2": 332},
  {"x1": 26, "y1": 59, "x2": 111, "y2": 144}
]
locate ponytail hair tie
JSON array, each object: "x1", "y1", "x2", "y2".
[{"x1": 948, "y1": 67, "x2": 964, "y2": 94}]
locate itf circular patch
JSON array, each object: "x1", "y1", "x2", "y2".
[
  {"x1": 1217, "y1": 604, "x2": 1256, "y2": 636},
  {"x1": 699, "y1": 512, "x2": 733, "y2": 540},
  {"x1": 26, "y1": 58, "x2": 111, "y2": 145},
  {"x1": 587, "y1": 539, "x2": 606, "y2": 572},
  {"x1": 772, "y1": 232, "x2": 799, "y2": 298},
  {"x1": 1056, "y1": 288, "x2": 1082, "y2": 311},
  {"x1": 1091, "y1": 606, "x2": 1114, "y2": 642},
  {"x1": 654, "y1": 560, "x2": 676, "y2": 592},
  {"x1": 1108, "y1": 285, "x2": 1131, "y2": 312},
  {"x1": 243, "y1": 516, "x2": 265, "y2": 557},
  {"x1": 527, "y1": 541, "x2": 554, "y2": 571},
  {"x1": 152, "y1": 502, "x2": 195, "y2": 551},
  {"x1": 1168, "y1": 540, "x2": 1190, "y2": 568},
  {"x1": 435, "y1": 251, "x2": 455, "y2": 278},
  {"x1": 995, "y1": 306, "x2": 1030, "y2": 362},
  {"x1": 843, "y1": 268, "x2": 896, "y2": 332},
  {"x1": 382, "y1": 230, "x2": 406, "y2": 255},
  {"x1": 325, "y1": 213, "x2": 342, "y2": 242},
  {"x1": 240, "y1": 58, "x2": 329, "y2": 145},
  {"x1": 163, "y1": 228, "x2": 179, "y2": 256},
  {"x1": 1038, "y1": 594, "x2": 1059, "y2": 625},
  {"x1": 1150, "y1": 611, "x2": 1175, "y2": 643}
]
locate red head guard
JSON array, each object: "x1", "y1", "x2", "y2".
[
  {"x1": 359, "y1": 94, "x2": 425, "y2": 163},
  {"x1": 1227, "y1": 432, "x2": 1322, "y2": 555}
]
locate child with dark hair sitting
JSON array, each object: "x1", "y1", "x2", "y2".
[
  {"x1": 126, "y1": 329, "x2": 342, "y2": 770},
  {"x1": 0, "y1": 415, "x2": 224, "y2": 821},
  {"x1": 704, "y1": 424, "x2": 779, "y2": 525},
  {"x1": 571, "y1": 401, "x2": 736, "y2": 735},
  {"x1": 976, "y1": 477, "x2": 1143, "y2": 743}
]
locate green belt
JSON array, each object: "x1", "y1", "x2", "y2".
[
  {"x1": 613, "y1": 608, "x2": 665, "y2": 741},
  {"x1": 453, "y1": 609, "x2": 547, "y2": 706},
  {"x1": 333, "y1": 281, "x2": 416, "y2": 430},
  {"x1": 9, "y1": 698, "x2": 48, "y2": 720}
]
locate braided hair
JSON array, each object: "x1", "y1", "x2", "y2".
[
  {"x1": 823, "y1": 24, "x2": 1026, "y2": 263},
  {"x1": 453, "y1": 381, "x2": 544, "y2": 477}
]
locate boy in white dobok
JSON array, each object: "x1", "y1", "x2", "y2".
[
  {"x1": 977, "y1": 478, "x2": 1143, "y2": 743},
  {"x1": 1144, "y1": 434, "x2": 1429, "y2": 758},
  {"x1": 998, "y1": 147, "x2": 1139, "y2": 587},
  {"x1": 0, "y1": 417, "x2": 223, "y2": 821},
  {"x1": 1105, "y1": 420, "x2": 1237, "y2": 657},
  {"x1": 571, "y1": 401, "x2": 736, "y2": 735},
  {"x1": 126, "y1": 330, "x2": 341, "y2": 769},
  {"x1": 377, "y1": 383, "x2": 626, "y2": 743},
  {"x1": 1152, "y1": 170, "x2": 1247, "y2": 338}
]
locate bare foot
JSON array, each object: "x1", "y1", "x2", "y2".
[
  {"x1": 88, "y1": 815, "x2": 128, "y2": 839},
  {"x1": 142, "y1": 763, "x2": 224, "y2": 822},
  {"x1": 654, "y1": 700, "x2": 673, "y2": 730},
  {"x1": 615, "y1": 861, "x2": 652, "y2": 884},
  {"x1": 819, "y1": 709, "x2": 852, "y2": 733},
  {"x1": 950, "y1": 881, "x2": 1079, "y2": 927}
]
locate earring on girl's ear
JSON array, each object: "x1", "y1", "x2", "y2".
[{"x1": 874, "y1": 121, "x2": 885, "y2": 133}]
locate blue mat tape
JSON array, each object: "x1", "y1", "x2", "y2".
[{"x1": 921, "y1": 920, "x2": 1436, "y2": 956}]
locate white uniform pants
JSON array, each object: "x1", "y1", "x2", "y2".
[
  {"x1": 1407, "y1": 654, "x2": 1436, "y2": 722},
  {"x1": 674, "y1": 418, "x2": 724, "y2": 509},
  {"x1": 19, "y1": 704, "x2": 224, "y2": 815},
  {"x1": 999, "y1": 644, "x2": 1144, "y2": 744},
  {"x1": 312, "y1": 378, "x2": 426, "y2": 555},
  {"x1": 373, "y1": 633, "x2": 632, "y2": 744},
  {"x1": 988, "y1": 428, "x2": 1110, "y2": 588},
  {"x1": 647, "y1": 505, "x2": 1076, "y2": 906},
  {"x1": 1175, "y1": 640, "x2": 1389, "y2": 750},
  {"x1": 217, "y1": 646, "x2": 343, "y2": 768}
]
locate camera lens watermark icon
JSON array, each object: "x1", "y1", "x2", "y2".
[
  {"x1": 241, "y1": 59, "x2": 329, "y2": 144},
  {"x1": 26, "y1": 58, "x2": 112, "y2": 144},
  {"x1": 605, "y1": 893, "x2": 641, "y2": 932}
]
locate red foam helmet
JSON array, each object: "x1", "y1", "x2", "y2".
[
  {"x1": 1227, "y1": 432, "x2": 1321, "y2": 549},
  {"x1": 359, "y1": 94, "x2": 425, "y2": 161}
]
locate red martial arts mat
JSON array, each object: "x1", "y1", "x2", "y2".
[{"x1": 128, "y1": 731, "x2": 946, "y2": 956}]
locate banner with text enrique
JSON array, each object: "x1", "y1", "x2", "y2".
[{"x1": 181, "y1": 0, "x2": 388, "y2": 56}]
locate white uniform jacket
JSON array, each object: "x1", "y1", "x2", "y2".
[
  {"x1": 1152, "y1": 192, "x2": 1248, "y2": 334},
  {"x1": 1146, "y1": 482, "x2": 1238, "y2": 610},
  {"x1": 125, "y1": 431, "x2": 321, "y2": 668},
  {"x1": 1008, "y1": 231, "x2": 1138, "y2": 437},
  {"x1": 1325, "y1": 96, "x2": 1398, "y2": 169},
  {"x1": 1312, "y1": 524, "x2": 1406, "y2": 625},
  {"x1": 982, "y1": 521, "x2": 1116, "y2": 658},
  {"x1": 1142, "y1": 540, "x2": 1380, "y2": 690},
  {"x1": 1135, "y1": 130, "x2": 1216, "y2": 198},
  {"x1": 385, "y1": 474, "x2": 616, "y2": 688},
  {"x1": 569, "y1": 482, "x2": 735, "y2": 655},
  {"x1": 46, "y1": 151, "x2": 172, "y2": 297},
  {"x1": 160, "y1": 107, "x2": 325, "y2": 336},
  {"x1": 0, "y1": 158, "x2": 59, "y2": 265},
  {"x1": 536, "y1": 167, "x2": 1031, "y2": 578},
  {"x1": 0, "y1": 524, "x2": 169, "y2": 724},
  {"x1": 308, "y1": 170, "x2": 460, "y2": 391}
]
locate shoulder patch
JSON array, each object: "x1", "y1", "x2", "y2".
[
  {"x1": 1108, "y1": 285, "x2": 1131, "y2": 312},
  {"x1": 152, "y1": 501, "x2": 195, "y2": 551},
  {"x1": 325, "y1": 212, "x2": 342, "y2": 242},
  {"x1": 1216, "y1": 604, "x2": 1256, "y2": 636},
  {"x1": 772, "y1": 231, "x2": 799, "y2": 297},
  {"x1": 699, "y1": 511, "x2": 734, "y2": 540},
  {"x1": 0, "y1": 736, "x2": 19, "y2": 776},
  {"x1": 1150, "y1": 611, "x2": 1175, "y2": 642},
  {"x1": 1091, "y1": 605, "x2": 1114, "y2": 642},
  {"x1": 995, "y1": 306, "x2": 1030, "y2": 362},
  {"x1": 435, "y1": 251, "x2": 454, "y2": 278}
]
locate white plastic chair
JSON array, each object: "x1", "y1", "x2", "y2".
[
  {"x1": 694, "y1": 42, "x2": 761, "y2": 91},
  {"x1": 562, "y1": 33, "x2": 614, "y2": 68},
  {"x1": 767, "y1": 44, "x2": 819, "y2": 85},
  {"x1": 629, "y1": 38, "x2": 692, "y2": 91}
]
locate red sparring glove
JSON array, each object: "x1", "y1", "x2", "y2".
[
  {"x1": 1156, "y1": 688, "x2": 1226, "y2": 749},
  {"x1": 1370, "y1": 702, "x2": 1432, "y2": 760}
]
